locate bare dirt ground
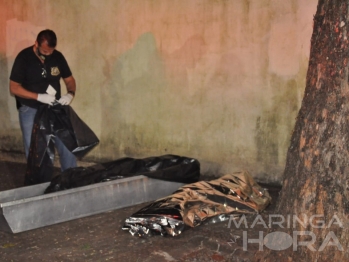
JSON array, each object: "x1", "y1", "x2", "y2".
[{"x1": 0, "y1": 157, "x2": 281, "y2": 262}]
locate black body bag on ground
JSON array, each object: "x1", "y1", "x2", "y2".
[
  {"x1": 44, "y1": 154, "x2": 200, "y2": 193},
  {"x1": 25, "y1": 104, "x2": 99, "y2": 186}
]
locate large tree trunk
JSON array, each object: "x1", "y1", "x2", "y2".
[{"x1": 257, "y1": 0, "x2": 349, "y2": 261}]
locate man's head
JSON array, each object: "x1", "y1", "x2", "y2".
[
  {"x1": 35, "y1": 29, "x2": 57, "y2": 60},
  {"x1": 36, "y1": 29, "x2": 57, "y2": 48}
]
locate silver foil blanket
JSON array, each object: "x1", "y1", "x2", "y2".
[{"x1": 123, "y1": 171, "x2": 272, "y2": 237}]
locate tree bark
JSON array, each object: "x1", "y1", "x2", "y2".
[{"x1": 257, "y1": 0, "x2": 349, "y2": 260}]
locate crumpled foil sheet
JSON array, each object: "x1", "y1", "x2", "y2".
[{"x1": 123, "y1": 171, "x2": 271, "y2": 237}]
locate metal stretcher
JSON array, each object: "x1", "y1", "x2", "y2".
[{"x1": 0, "y1": 176, "x2": 184, "y2": 233}]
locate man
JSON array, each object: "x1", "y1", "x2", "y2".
[{"x1": 9, "y1": 29, "x2": 77, "y2": 172}]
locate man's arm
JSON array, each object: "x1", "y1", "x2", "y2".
[
  {"x1": 63, "y1": 76, "x2": 76, "y2": 96},
  {"x1": 58, "y1": 76, "x2": 76, "y2": 105},
  {"x1": 9, "y1": 80, "x2": 38, "y2": 100},
  {"x1": 10, "y1": 80, "x2": 56, "y2": 105}
]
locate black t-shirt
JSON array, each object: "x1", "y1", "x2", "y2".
[{"x1": 10, "y1": 46, "x2": 72, "y2": 109}]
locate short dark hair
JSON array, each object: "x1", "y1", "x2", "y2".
[{"x1": 36, "y1": 29, "x2": 57, "y2": 48}]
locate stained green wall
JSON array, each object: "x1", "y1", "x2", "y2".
[{"x1": 0, "y1": 0, "x2": 318, "y2": 183}]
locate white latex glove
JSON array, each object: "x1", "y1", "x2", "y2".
[
  {"x1": 37, "y1": 93, "x2": 56, "y2": 105},
  {"x1": 58, "y1": 93, "x2": 74, "y2": 105}
]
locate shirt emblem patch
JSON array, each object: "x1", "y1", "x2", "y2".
[{"x1": 51, "y1": 67, "x2": 60, "y2": 76}]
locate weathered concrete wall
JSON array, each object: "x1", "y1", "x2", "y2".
[{"x1": 0, "y1": 0, "x2": 318, "y2": 183}]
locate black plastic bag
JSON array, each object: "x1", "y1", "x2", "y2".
[
  {"x1": 54, "y1": 105, "x2": 99, "y2": 157},
  {"x1": 44, "y1": 154, "x2": 200, "y2": 193},
  {"x1": 25, "y1": 104, "x2": 99, "y2": 185},
  {"x1": 24, "y1": 105, "x2": 56, "y2": 185}
]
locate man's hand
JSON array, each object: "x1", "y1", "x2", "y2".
[
  {"x1": 58, "y1": 93, "x2": 73, "y2": 105},
  {"x1": 37, "y1": 93, "x2": 56, "y2": 105}
]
